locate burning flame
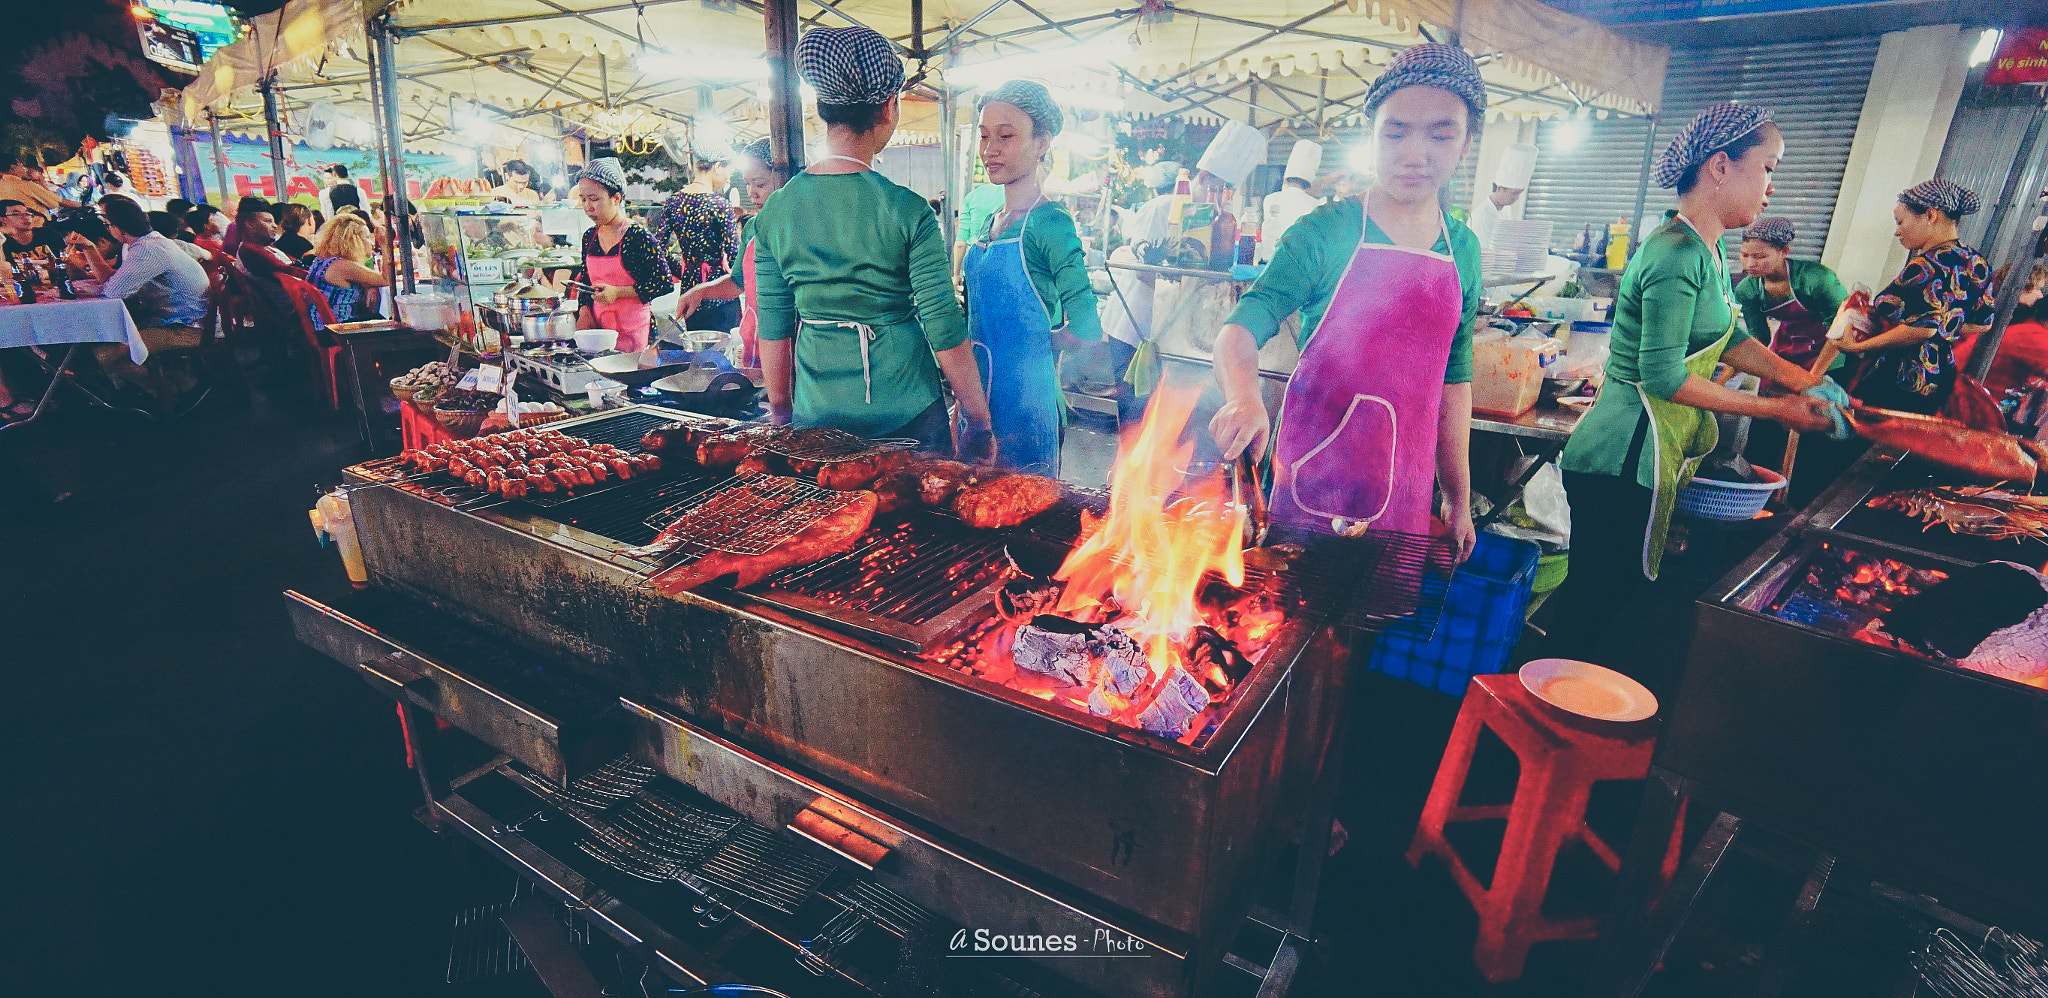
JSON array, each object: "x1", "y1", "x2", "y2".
[{"x1": 1052, "y1": 385, "x2": 1247, "y2": 677}]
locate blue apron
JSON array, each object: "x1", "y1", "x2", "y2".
[{"x1": 964, "y1": 203, "x2": 1062, "y2": 476}]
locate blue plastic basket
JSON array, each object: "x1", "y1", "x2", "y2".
[{"x1": 1367, "y1": 533, "x2": 1541, "y2": 696}]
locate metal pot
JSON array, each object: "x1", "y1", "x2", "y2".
[{"x1": 518, "y1": 312, "x2": 553, "y2": 339}]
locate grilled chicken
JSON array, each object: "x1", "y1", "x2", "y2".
[
  {"x1": 639, "y1": 417, "x2": 742, "y2": 455},
  {"x1": 916, "y1": 460, "x2": 980, "y2": 507},
  {"x1": 817, "y1": 449, "x2": 918, "y2": 490},
  {"x1": 952, "y1": 474, "x2": 1062, "y2": 529},
  {"x1": 871, "y1": 466, "x2": 924, "y2": 514},
  {"x1": 650, "y1": 491, "x2": 880, "y2": 593},
  {"x1": 696, "y1": 434, "x2": 755, "y2": 470}
]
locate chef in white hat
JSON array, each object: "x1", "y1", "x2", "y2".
[
  {"x1": 1258, "y1": 141, "x2": 1326, "y2": 264},
  {"x1": 1467, "y1": 141, "x2": 1537, "y2": 250}
]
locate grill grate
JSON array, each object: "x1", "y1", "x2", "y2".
[
  {"x1": 446, "y1": 881, "x2": 590, "y2": 984},
  {"x1": 826, "y1": 880, "x2": 934, "y2": 938},
  {"x1": 638, "y1": 475, "x2": 870, "y2": 558},
  {"x1": 550, "y1": 470, "x2": 724, "y2": 545},
  {"x1": 694, "y1": 823, "x2": 838, "y2": 915},
  {"x1": 1254, "y1": 528, "x2": 1455, "y2": 632},
  {"x1": 543, "y1": 755, "x2": 660, "y2": 815},
  {"x1": 574, "y1": 785, "x2": 743, "y2": 882},
  {"x1": 753, "y1": 427, "x2": 920, "y2": 464},
  {"x1": 763, "y1": 517, "x2": 1011, "y2": 622}
]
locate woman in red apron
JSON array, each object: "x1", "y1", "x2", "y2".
[
  {"x1": 677, "y1": 140, "x2": 789, "y2": 368},
  {"x1": 1734, "y1": 217, "x2": 1847, "y2": 373},
  {"x1": 1210, "y1": 43, "x2": 1490, "y2": 563},
  {"x1": 572, "y1": 158, "x2": 673, "y2": 354}
]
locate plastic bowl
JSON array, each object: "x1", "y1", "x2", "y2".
[
  {"x1": 573, "y1": 329, "x2": 618, "y2": 354},
  {"x1": 432, "y1": 405, "x2": 489, "y2": 438}
]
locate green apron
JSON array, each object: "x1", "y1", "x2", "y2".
[{"x1": 1622, "y1": 323, "x2": 1732, "y2": 580}]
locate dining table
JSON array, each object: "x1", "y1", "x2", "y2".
[{"x1": 0, "y1": 294, "x2": 153, "y2": 432}]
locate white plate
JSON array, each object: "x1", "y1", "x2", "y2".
[{"x1": 1519, "y1": 658, "x2": 1658, "y2": 723}]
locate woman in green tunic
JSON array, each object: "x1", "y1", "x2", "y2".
[
  {"x1": 1545, "y1": 103, "x2": 1840, "y2": 681},
  {"x1": 1733, "y1": 216, "x2": 1853, "y2": 506},
  {"x1": 751, "y1": 26, "x2": 994, "y2": 456}
]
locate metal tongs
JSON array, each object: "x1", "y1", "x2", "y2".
[{"x1": 1235, "y1": 452, "x2": 1269, "y2": 548}]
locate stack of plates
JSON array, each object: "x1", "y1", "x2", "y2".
[{"x1": 1490, "y1": 219, "x2": 1555, "y2": 277}]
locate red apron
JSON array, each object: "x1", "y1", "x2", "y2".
[
  {"x1": 1269, "y1": 194, "x2": 1464, "y2": 536},
  {"x1": 738, "y1": 235, "x2": 760, "y2": 368},
  {"x1": 1765, "y1": 294, "x2": 1829, "y2": 371},
  {"x1": 585, "y1": 249, "x2": 652, "y2": 354}
]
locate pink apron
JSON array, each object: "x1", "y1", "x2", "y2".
[
  {"x1": 738, "y1": 235, "x2": 760, "y2": 368},
  {"x1": 1765, "y1": 294, "x2": 1829, "y2": 371},
  {"x1": 1269, "y1": 194, "x2": 1464, "y2": 536},
  {"x1": 585, "y1": 248, "x2": 652, "y2": 354}
]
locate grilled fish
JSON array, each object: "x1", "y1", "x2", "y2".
[
  {"x1": 952, "y1": 474, "x2": 1062, "y2": 529},
  {"x1": 650, "y1": 491, "x2": 880, "y2": 593}
]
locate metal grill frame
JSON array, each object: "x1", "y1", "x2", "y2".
[{"x1": 637, "y1": 474, "x2": 871, "y2": 558}]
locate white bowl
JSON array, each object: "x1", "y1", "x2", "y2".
[
  {"x1": 1518, "y1": 658, "x2": 1658, "y2": 723},
  {"x1": 573, "y1": 329, "x2": 618, "y2": 354}
]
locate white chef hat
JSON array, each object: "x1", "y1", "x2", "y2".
[{"x1": 1284, "y1": 140, "x2": 1323, "y2": 182}]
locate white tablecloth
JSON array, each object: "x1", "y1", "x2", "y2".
[{"x1": 0, "y1": 296, "x2": 148, "y2": 364}]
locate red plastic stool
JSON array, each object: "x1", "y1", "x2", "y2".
[{"x1": 1406, "y1": 672, "x2": 1684, "y2": 983}]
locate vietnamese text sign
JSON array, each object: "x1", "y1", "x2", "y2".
[{"x1": 1987, "y1": 27, "x2": 2048, "y2": 87}]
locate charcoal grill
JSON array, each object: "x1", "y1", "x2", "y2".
[
  {"x1": 1586, "y1": 450, "x2": 2048, "y2": 995},
  {"x1": 301, "y1": 404, "x2": 1445, "y2": 996}
]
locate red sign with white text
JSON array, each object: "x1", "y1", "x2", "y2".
[{"x1": 1987, "y1": 27, "x2": 2048, "y2": 86}]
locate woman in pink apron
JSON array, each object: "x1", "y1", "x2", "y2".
[
  {"x1": 677, "y1": 140, "x2": 789, "y2": 368},
  {"x1": 1209, "y1": 43, "x2": 1491, "y2": 563},
  {"x1": 572, "y1": 158, "x2": 672, "y2": 354}
]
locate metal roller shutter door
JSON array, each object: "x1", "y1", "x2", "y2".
[{"x1": 1523, "y1": 36, "x2": 1879, "y2": 264}]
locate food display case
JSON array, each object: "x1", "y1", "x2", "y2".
[{"x1": 421, "y1": 208, "x2": 581, "y2": 310}]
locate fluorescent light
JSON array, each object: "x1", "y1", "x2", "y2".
[
  {"x1": 637, "y1": 52, "x2": 770, "y2": 81},
  {"x1": 1970, "y1": 29, "x2": 2001, "y2": 68},
  {"x1": 1548, "y1": 117, "x2": 1586, "y2": 152}
]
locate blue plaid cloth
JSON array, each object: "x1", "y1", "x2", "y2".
[
  {"x1": 796, "y1": 26, "x2": 904, "y2": 105},
  {"x1": 1653, "y1": 102, "x2": 1772, "y2": 189},
  {"x1": 977, "y1": 79, "x2": 1064, "y2": 137}
]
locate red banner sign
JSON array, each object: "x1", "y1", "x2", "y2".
[{"x1": 1987, "y1": 27, "x2": 2048, "y2": 86}]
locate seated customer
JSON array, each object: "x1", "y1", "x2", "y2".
[
  {"x1": 188, "y1": 204, "x2": 230, "y2": 263},
  {"x1": 274, "y1": 202, "x2": 315, "y2": 264},
  {"x1": 2, "y1": 199, "x2": 58, "y2": 273},
  {"x1": 234, "y1": 199, "x2": 307, "y2": 324},
  {"x1": 152, "y1": 211, "x2": 212, "y2": 264},
  {"x1": 305, "y1": 211, "x2": 391, "y2": 328},
  {"x1": 69, "y1": 196, "x2": 210, "y2": 404},
  {"x1": 61, "y1": 211, "x2": 123, "y2": 271}
]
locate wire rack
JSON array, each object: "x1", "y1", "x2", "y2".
[
  {"x1": 694, "y1": 822, "x2": 840, "y2": 915},
  {"x1": 750, "y1": 426, "x2": 921, "y2": 464},
  {"x1": 445, "y1": 880, "x2": 591, "y2": 984},
  {"x1": 574, "y1": 785, "x2": 743, "y2": 883},
  {"x1": 639, "y1": 475, "x2": 872, "y2": 558},
  {"x1": 763, "y1": 518, "x2": 1012, "y2": 623}
]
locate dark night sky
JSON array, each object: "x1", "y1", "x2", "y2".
[{"x1": 6, "y1": 0, "x2": 286, "y2": 75}]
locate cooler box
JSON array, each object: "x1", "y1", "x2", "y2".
[{"x1": 1368, "y1": 533, "x2": 1541, "y2": 695}]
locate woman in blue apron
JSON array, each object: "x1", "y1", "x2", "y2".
[
  {"x1": 1543, "y1": 103, "x2": 1842, "y2": 680},
  {"x1": 962, "y1": 80, "x2": 1103, "y2": 476},
  {"x1": 1209, "y1": 43, "x2": 1492, "y2": 562}
]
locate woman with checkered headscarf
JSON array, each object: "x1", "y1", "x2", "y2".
[
  {"x1": 749, "y1": 25, "x2": 993, "y2": 457},
  {"x1": 1547, "y1": 102, "x2": 1844, "y2": 675},
  {"x1": 1833, "y1": 178, "x2": 1996, "y2": 415},
  {"x1": 1209, "y1": 43, "x2": 1492, "y2": 559},
  {"x1": 959, "y1": 80, "x2": 1101, "y2": 477}
]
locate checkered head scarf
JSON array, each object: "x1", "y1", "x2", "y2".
[
  {"x1": 1743, "y1": 217, "x2": 1796, "y2": 247},
  {"x1": 1900, "y1": 178, "x2": 1981, "y2": 218},
  {"x1": 1361, "y1": 43, "x2": 1488, "y2": 124},
  {"x1": 978, "y1": 79, "x2": 1064, "y2": 138},
  {"x1": 1653, "y1": 102, "x2": 1772, "y2": 189},
  {"x1": 577, "y1": 157, "x2": 627, "y2": 195},
  {"x1": 796, "y1": 26, "x2": 905, "y2": 106}
]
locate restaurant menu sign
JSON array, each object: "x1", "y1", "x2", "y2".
[{"x1": 1986, "y1": 28, "x2": 2048, "y2": 87}]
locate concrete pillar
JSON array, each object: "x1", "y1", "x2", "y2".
[{"x1": 1821, "y1": 24, "x2": 1974, "y2": 290}]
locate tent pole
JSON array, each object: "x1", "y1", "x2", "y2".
[
  {"x1": 764, "y1": 0, "x2": 805, "y2": 174},
  {"x1": 1629, "y1": 114, "x2": 1656, "y2": 259},
  {"x1": 373, "y1": 17, "x2": 416, "y2": 293},
  {"x1": 260, "y1": 73, "x2": 290, "y2": 204},
  {"x1": 939, "y1": 83, "x2": 956, "y2": 247},
  {"x1": 1967, "y1": 91, "x2": 2048, "y2": 382},
  {"x1": 207, "y1": 112, "x2": 229, "y2": 206}
]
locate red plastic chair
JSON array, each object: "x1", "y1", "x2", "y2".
[
  {"x1": 1407, "y1": 673, "x2": 1686, "y2": 983},
  {"x1": 274, "y1": 274, "x2": 345, "y2": 410}
]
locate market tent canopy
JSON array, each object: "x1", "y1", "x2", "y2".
[{"x1": 178, "y1": 0, "x2": 1668, "y2": 159}]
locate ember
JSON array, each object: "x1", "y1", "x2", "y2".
[
  {"x1": 928, "y1": 386, "x2": 1287, "y2": 743},
  {"x1": 1766, "y1": 542, "x2": 1949, "y2": 637}
]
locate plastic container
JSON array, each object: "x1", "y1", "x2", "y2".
[
  {"x1": 396, "y1": 292, "x2": 458, "y2": 331},
  {"x1": 1471, "y1": 334, "x2": 1560, "y2": 417},
  {"x1": 1368, "y1": 533, "x2": 1541, "y2": 696},
  {"x1": 313, "y1": 488, "x2": 369, "y2": 586},
  {"x1": 1675, "y1": 467, "x2": 1786, "y2": 521},
  {"x1": 1521, "y1": 295, "x2": 1598, "y2": 324}
]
